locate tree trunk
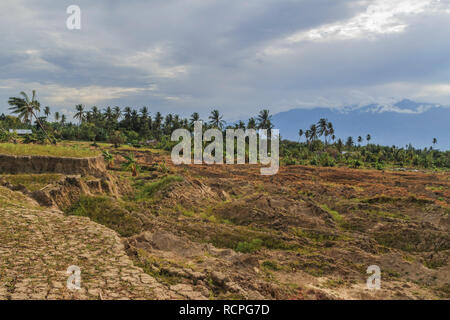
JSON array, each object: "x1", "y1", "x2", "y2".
[{"x1": 32, "y1": 111, "x2": 55, "y2": 144}]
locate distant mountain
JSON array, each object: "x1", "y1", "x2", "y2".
[{"x1": 272, "y1": 99, "x2": 450, "y2": 150}]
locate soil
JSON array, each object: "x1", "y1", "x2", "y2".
[{"x1": 1, "y1": 148, "x2": 448, "y2": 300}]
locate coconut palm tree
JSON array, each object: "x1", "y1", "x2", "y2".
[
  {"x1": 54, "y1": 111, "x2": 60, "y2": 122},
  {"x1": 326, "y1": 122, "x2": 334, "y2": 144},
  {"x1": 357, "y1": 136, "x2": 362, "y2": 146},
  {"x1": 318, "y1": 118, "x2": 328, "y2": 143},
  {"x1": 8, "y1": 90, "x2": 52, "y2": 143},
  {"x1": 366, "y1": 134, "x2": 371, "y2": 144},
  {"x1": 190, "y1": 112, "x2": 200, "y2": 125},
  {"x1": 257, "y1": 109, "x2": 273, "y2": 130},
  {"x1": 308, "y1": 124, "x2": 318, "y2": 142},
  {"x1": 247, "y1": 117, "x2": 256, "y2": 129},
  {"x1": 208, "y1": 109, "x2": 225, "y2": 129},
  {"x1": 298, "y1": 129, "x2": 304, "y2": 142},
  {"x1": 74, "y1": 104, "x2": 84, "y2": 124},
  {"x1": 44, "y1": 106, "x2": 51, "y2": 119},
  {"x1": 153, "y1": 112, "x2": 163, "y2": 137},
  {"x1": 432, "y1": 138, "x2": 437, "y2": 145},
  {"x1": 346, "y1": 136, "x2": 354, "y2": 148},
  {"x1": 113, "y1": 106, "x2": 121, "y2": 121}
]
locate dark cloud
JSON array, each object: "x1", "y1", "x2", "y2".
[{"x1": 1, "y1": 0, "x2": 450, "y2": 120}]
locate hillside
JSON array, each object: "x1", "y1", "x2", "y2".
[{"x1": 1, "y1": 145, "x2": 448, "y2": 300}]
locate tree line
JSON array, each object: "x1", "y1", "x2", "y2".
[{"x1": 1, "y1": 90, "x2": 448, "y2": 169}]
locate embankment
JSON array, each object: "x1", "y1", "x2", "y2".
[{"x1": 0, "y1": 154, "x2": 106, "y2": 176}]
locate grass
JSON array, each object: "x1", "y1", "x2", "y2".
[
  {"x1": 318, "y1": 204, "x2": 343, "y2": 223},
  {"x1": 0, "y1": 143, "x2": 99, "y2": 157},
  {"x1": 133, "y1": 249, "x2": 184, "y2": 286},
  {"x1": 134, "y1": 175, "x2": 183, "y2": 200},
  {"x1": 235, "y1": 238, "x2": 263, "y2": 253},
  {"x1": 0, "y1": 174, "x2": 62, "y2": 192},
  {"x1": 0, "y1": 186, "x2": 42, "y2": 209},
  {"x1": 65, "y1": 195, "x2": 142, "y2": 237}
]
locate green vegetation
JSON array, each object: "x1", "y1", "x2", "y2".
[
  {"x1": 133, "y1": 249, "x2": 183, "y2": 286},
  {"x1": 235, "y1": 239, "x2": 263, "y2": 253},
  {"x1": 66, "y1": 195, "x2": 142, "y2": 236},
  {"x1": 261, "y1": 260, "x2": 282, "y2": 271},
  {"x1": 318, "y1": 203, "x2": 343, "y2": 223},
  {"x1": 0, "y1": 92, "x2": 447, "y2": 169},
  {"x1": 121, "y1": 153, "x2": 140, "y2": 176},
  {"x1": 134, "y1": 175, "x2": 183, "y2": 200},
  {"x1": 0, "y1": 142, "x2": 99, "y2": 157}
]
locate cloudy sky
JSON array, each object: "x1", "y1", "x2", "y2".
[{"x1": 1, "y1": 0, "x2": 450, "y2": 121}]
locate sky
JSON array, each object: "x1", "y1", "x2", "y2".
[{"x1": 1, "y1": 0, "x2": 450, "y2": 121}]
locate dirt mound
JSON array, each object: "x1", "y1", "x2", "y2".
[{"x1": 0, "y1": 154, "x2": 106, "y2": 176}]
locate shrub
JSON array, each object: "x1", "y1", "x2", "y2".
[
  {"x1": 66, "y1": 196, "x2": 142, "y2": 236},
  {"x1": 235, "y1": 239, "x2": 263, "y2": 253},
  {"x1": 135, "y1": 175, "x2": 183, "y2": 199},
  {"x1": 318, "y1": 153, "x2": 335, "y2": 167}
]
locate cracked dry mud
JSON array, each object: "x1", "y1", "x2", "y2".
[{"x1": 0, "y1": 186, "x2": 182, "y2": 300}]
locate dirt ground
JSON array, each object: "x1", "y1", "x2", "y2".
[
  {"x1": 1, "y1": 148, "x2": 448, "y2": 300},
  {"x1": 120, "y1": 151, "x2": 449, "y2": 300}
]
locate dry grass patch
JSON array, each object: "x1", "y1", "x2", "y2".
[{"x1": 0, "y1": 143, "x2": 99, "y2": 158}]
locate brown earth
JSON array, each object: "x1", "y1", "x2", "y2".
[
  {"x1": 118, "y1": 151, "x2": 449, "y2": 300},
  {"x1": 0, "y1": 154, "x2": 106, "y2": 177},
  {"x1": 0, "y1": 148, "x2": 449, "y2": 300}
]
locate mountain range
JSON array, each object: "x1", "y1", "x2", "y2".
[{"x1": 272, "y1": 99, "x2": 450, "y2": 150}]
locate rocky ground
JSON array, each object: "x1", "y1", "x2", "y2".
[
  {"x1": 0, "y1": 147, "x2": 448, "y2": 300},
  {"x1": 0, "y1": 186, "x2": 182, "y2": 300}
]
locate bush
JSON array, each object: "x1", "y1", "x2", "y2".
[
  {"x1": 66, "y1": 196, "x2": 142, "y2": 236},
  {"x1": 318, "y1": 153, "x2": 335, "y2": 167},
  {"x1": 235, "y1": 239, "x2": 263, "y2": 253},
  {"x1": 135, "y1": 175, "x2": 183, "y2": 199},
  {"x1": 351, "y1": 159, "x2": 362, "y2": 168}
]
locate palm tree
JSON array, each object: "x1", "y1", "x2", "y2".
[
  {"x1": 257, "y1": 109, "x2": 273, "y2": 130},
  {"x1": 346, "y1": 136, "x2": 354, "y2": 148},
  {"x1": 432, "y1": 138, "x2": 437, "y2": 145},
  {"x1": 208, "y1": 109, "x2": 225, "y2": 129},
  {"x1": 54, "y1": 112, "x2": 60, "y2": 122},
  {"x1": 8, "y1": 90, "x2": 52, "y2": 143},
  {"x1": 357, "y1": 136, "x2": 362, "y2": 146},
  {"x1": 247, "y1": 117, "x2": 256, "y2": 129},
  {"x1": 122, "y1": 153, "x2": 140, "y2": 176},
  {"x1": 44, "y1": 106, "x2": 51, "y2": 119},
  {"x1": 153, "y1": 112, "x2": 163, "y2": 137},
  {"x1": 366, "y1": 134, "x2": 371, "y2": 144},
  {"x1": 318, "y1": 118, "x2": 328, "y2": 143},
  {"x1": 298, "y1": 129, "x2": 304, "y2": 142},
  {"x1": 190, "y1": 112, "x2": 200, "y2": 125},
  {"x1": 308, "y1": 124, "x2": 318, "y2": 142},
  {"x1": 235, "y1": 120, "x2": 245, "y2": 129},
  {"x1": 113, "y1": 106, "x2": 121, "y2": 121},
  {"x1": 326, "y1": 122, "x2": 334, "y2": 144},
  {"x1": 104, "y1": 106, "x2": 113, "y2": 120},
  {"x1": 74, "y1": 104, "x2": 84, "y2": 124},
  {"x1": 60, "y1": 114, "x2": 66, "y2": 125},
  {"x1": 140, "y1": 106, "x2": 149, "y2": 118}
]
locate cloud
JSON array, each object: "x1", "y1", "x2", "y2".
[
  {"x1": 0, "y1": 0, "x2": 450, "y2": 121},
  {"x1": 286, "y1": 0, "x2": 444, "y2": 43}
]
